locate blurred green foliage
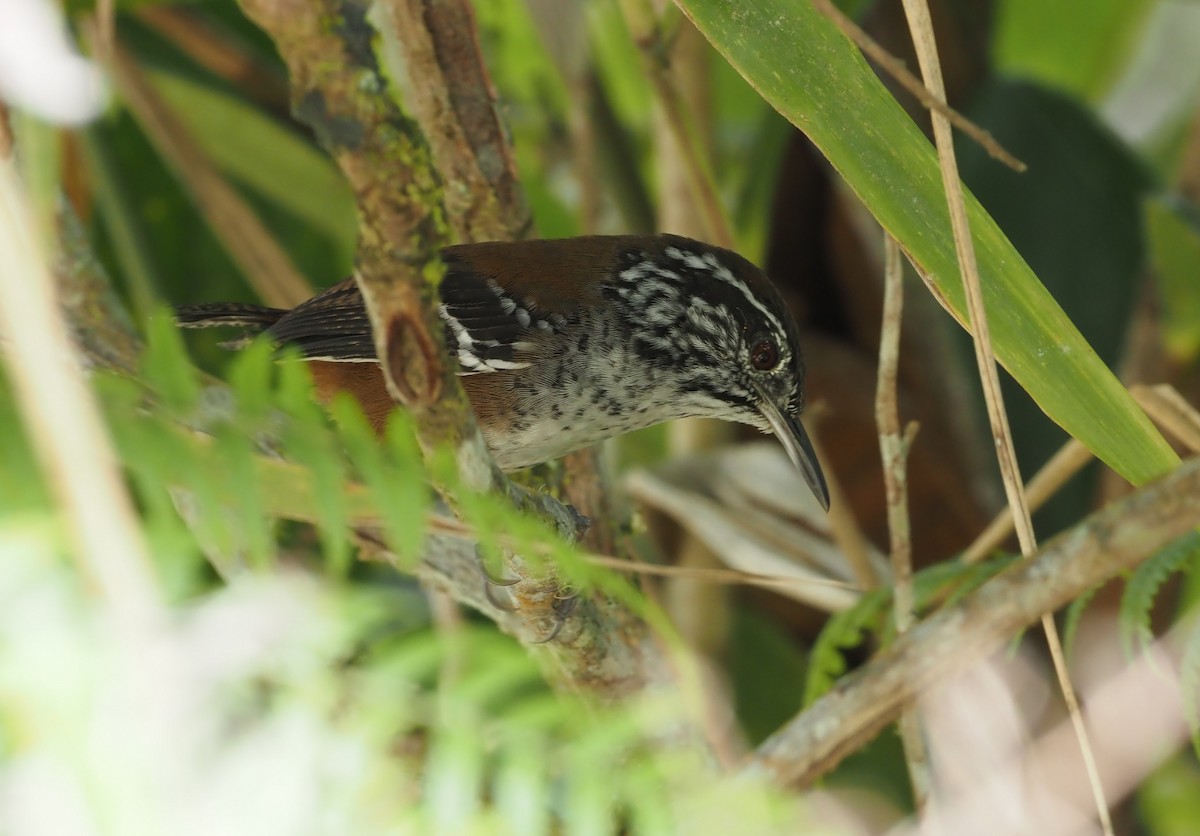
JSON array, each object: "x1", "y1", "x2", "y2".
[
  {"x1": 994, "y1": 0, "x2": 1158, "y2": 101},
  {"x1": 2, "y1": 0, "x2": 1199, "y2": 829},
  {"x1": 1147, "y1": 198, "x2": 1200, "y2": 363}
]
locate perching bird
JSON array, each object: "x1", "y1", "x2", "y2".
[{"x1": 177, "y1": 234, "x2": 830, "y2": 510}]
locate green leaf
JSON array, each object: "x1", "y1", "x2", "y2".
[
  {"x1": 678, "y1": 0, "x2": 1178, "y2": 486},
  {"x1": 955, "y1": 79, "x2": 1150, "y2": 531},
  {"x1": 147, "y1": 69, "x2": 357, "y2": 265},
  {"x1": 994, "y1": 0, "x2": 1157, "y2": 101},
  {"x1": 329, "y1": 396, "x2": 429, "y2": 567},
  {"x1": 1146, "y1": 197, "x2": 1200, "y2": 363},
  {"x1": 1137, "y1": 752, "x2": 1200, "y2": 836},
  {"x1": 142, "y1": 309, "x2": 201, "y2": 413}
]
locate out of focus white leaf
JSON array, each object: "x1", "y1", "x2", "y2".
[{"x1": 0, "y1": 0, "x2": 106, "y2": 124}]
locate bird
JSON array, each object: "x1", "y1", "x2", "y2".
[{"x1": 176, "y1": 234, "x2": 831, "y2": 510}]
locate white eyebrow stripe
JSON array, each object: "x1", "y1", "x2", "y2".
[{"x1": 663, "y1": 245, "x2": 791, "y2": 358}]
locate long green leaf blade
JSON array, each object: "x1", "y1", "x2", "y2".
[{"x1": 678, "y1": 0, "x2": 1178, "y2": 484}]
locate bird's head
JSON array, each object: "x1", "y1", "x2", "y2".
[{"x1": 606, "y1": 235, "x2": 831, "y2": 511}]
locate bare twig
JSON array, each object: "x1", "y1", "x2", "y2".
[
  {"x1": 418, "y1": 511, "x2": 859, "y2": 596},
  {"x1": 135, "y1": 7, "x2": 289, "y2": 112},
  {"x1": 97, "y1": 0, "x2": 115, "y2": 55},
  {"x1": 0, "y1": 148, "x2": 162, "y2": 636},
  {"x1": 1133, "y1": 383, "x2": 1200, "y2": 454},
  {"x1": 961, "y1": 438, "x2": 1093, "y2": 565},
  {"x1": 94, "y1": 34, "x2": 314, "y2": 308},
  {"x1": 582, "y1": 553, "x2": 857, "y2": 593},
  {"x1": 430, "y1": 588, "x2": 466, "y2": 692},
  {"x1": 745, "y1": 455, "x2": 1200, "y2": 787},
  {"x1": 618, "y1": 0, "x2": 734, "y2": 248},
  {"x1": 878, "y1": 3, "x2": 1112, "y2": 828},
  {"x1": 811, "y1": 0, "x2": 1025, "y2": 173},
  {"x1": 877, "y1": 234, "x2": 931, "y2": 805},
  {"x1": 626, "y1": 464, "x2": 862, "y2": 613}
]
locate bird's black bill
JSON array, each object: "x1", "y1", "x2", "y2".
[{"x1": 757, "y1": 396, "x2": 831, "y2": 512}]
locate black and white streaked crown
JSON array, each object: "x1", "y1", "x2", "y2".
[{"x1": 601, "y1": 238, "x2": 805, "y2": 410}]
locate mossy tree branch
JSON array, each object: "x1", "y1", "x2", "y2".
[{"x1": 90, "y1": 0, "x2": 658, "y2": 695}]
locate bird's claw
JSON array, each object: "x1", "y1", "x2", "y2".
[
  {"x1": 474, "y1": 544, "x2": 580, "y2": 643},
  {"x1": 530, "y1": 586, "x2": 579, "y2": 645},
  {"x1": 477, "y1": 544, "x2": 520, "y2": 612}
]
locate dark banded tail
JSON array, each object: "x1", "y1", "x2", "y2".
[{"x1": 174, "y1": 303, "x2": 288, "y2": 331}]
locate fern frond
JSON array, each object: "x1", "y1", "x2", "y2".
[
  {"x1": 1120, "y1": 533, "x2": 1200, "y2": 657},
  {"x1": 803, "y1": 588, "x2": 889, "y2": 706}
]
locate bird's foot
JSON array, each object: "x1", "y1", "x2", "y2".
[
  {"x1": 530, "y1": 586, "x2": 579, "y2": 645},
  {"x1": 477, "y1": 545, "x2": 520, "y2": 612}
]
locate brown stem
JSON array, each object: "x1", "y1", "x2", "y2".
[
  {"x1": 745, "y1": 455, "x2": 1200, "y2": 786},
  {"x1": 876, "y1": 234, "x2": 931, "y2": 804}
]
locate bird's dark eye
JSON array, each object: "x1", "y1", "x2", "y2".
[{"x1": 750, "y1": 338, "x2": 779, "y2": 371}]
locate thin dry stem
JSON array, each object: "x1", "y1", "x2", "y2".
[
  {"x1": 583, "y1": 553, "x2": 857, "y2": 594},
  {"x1": 962, "y1": 438, "x2": 1093, "y2": 565},
  {"x1": 135, "y1": 7, "x2": 288, "y2": 111},
  {"x1": 878, "y1": 237, "x2": 915, "y2": 629},
  {"x1": 619, "y1": 0, "x2": 734, "y2": 248},
  {"x1": 1133, "y1": 384, "x2": 1200, "y2": 454},
  {"x1": 811, "y1": 0, "x2": 1025, "y2": 173},
  {"x1": 430, "y1": 589, "x2": 466, "y2": 691},
  {"x1": 97, "y1": 0, "x2": 115, "y2": 55},
  {"x1": 746, "y1": 455, "x2": 1200, "y2": 787},
  {"x1": 569, "y1": 83, "x2": 602, "y2": 234},
  {"x1": 97, "y1": 35, "x2": 313, "y2": 307},
  {"x1": 896, "y1": 1, "x2": 1112, "y2": 830},
  {"x1": 0, "y1": 153, "x2": 161, "y2": 636},
  {"x1": 877, "y1": 234, "x2": 931, "y2": 805}
]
